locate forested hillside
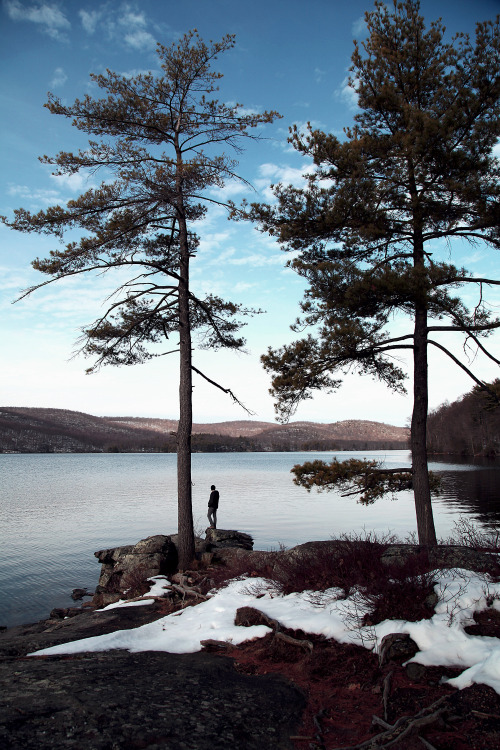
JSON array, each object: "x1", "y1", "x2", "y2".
[
  {"x1": 427, "y1": 381, "x2": 500, "y2": 457},
  {"x1": 0, "y1": 407, "x2": 408, "y2": 453}
]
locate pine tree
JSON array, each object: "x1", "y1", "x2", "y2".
[
  {"x1": 2, "y1": 32, "x2": 279, "y2": 568},
  {"x1": 248, "y1": 1, "x2": 500, "y2": 545}
]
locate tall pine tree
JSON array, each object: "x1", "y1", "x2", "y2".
[
  {"x1": 248, "y1": 1, "x2": 500, "y2": 545},
  {"x1": 2, "y1": 32, "x2": 279, "y2": 568}
]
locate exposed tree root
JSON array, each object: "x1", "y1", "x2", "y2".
[{"x1": 331, "y1": 695, "x2": 449, "y2": 749}]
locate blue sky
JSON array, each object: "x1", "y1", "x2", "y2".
[{"x1": 1, "y1": 0, "x2": 499, "y2": 426}]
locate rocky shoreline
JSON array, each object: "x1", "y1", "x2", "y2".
[
  {"x1": 0, "y1": 529, "x2": 301, "y2": 750},
  {"x1": 2, "y1": 533, "x2": 500, "y2": 749}
]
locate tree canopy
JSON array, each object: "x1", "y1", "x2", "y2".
[
  {"x1": 247, "y1": 0, "x2": 500, "y2": 545},
  {"x1": 2, "y1": 31, "x2": 280, "y2": 567}
]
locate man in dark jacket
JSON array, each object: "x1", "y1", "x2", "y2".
[{"x1": 207, "y1": 484, "x2": 219, "y2": 529}]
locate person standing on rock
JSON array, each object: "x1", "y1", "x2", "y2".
[{"x1": 207, "y1": 485, "x2": 219, "y2": 529}]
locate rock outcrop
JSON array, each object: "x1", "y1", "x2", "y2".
[
  {"x1": 93, "y1": 529, "x2": 254, "y2": 607},
  {"x1": 93, "y1": 535, "x2": 178, "y2": 607}
]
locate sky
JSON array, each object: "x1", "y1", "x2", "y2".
[
  {"x1": 1, "y1": 0, "x2": 499, "y2": 427},
  {"x1": 32, "y1": 570, "x2": 500, "y2": 696}
]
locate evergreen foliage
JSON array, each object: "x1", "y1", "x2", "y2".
[{"x1": 246, "y1": 1, "x2": 500, "y2": 545}]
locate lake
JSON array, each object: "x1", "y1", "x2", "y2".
[{"x1": 1, "y1": 450, "x2": 499, "y2": 628}]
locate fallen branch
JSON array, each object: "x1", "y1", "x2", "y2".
[
  {"x1": 332, "y1": 696, "x2": 449, "y2": 749},
  {"x1": 275, "y1": 631, "x2": 314, "y2": 652},
  {"x1": 169, "y1": 583, "x2": 208, "y2": 600}
]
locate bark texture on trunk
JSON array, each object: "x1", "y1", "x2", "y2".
[
  {"x1": 411, "y1": 304, "x2": 437, "y2": 547},
  {"x1": 409, "y1": 184, "x2": 437, "y2": 547},
  {"x1": 177, "y1": 237, "x2": 195, "y2": 569},
  {"x1": 175, "y1": 150, "x2": 195, "y2": 569}
]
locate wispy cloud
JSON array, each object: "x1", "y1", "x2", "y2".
[
  {"x1": 124, "y1": 28, "x2": 155, "y2": 51},
  {"x1": 79, "y1": 8, "x2": 100, "y2": 34},
  {"x1": 50, "y1": 66, "x2": 67, "y2": 88},
  {"x1": 78, "y1": 2, "x2": 158, "y2": 51},
  {"x1": 4, "y1": 0, "x2": 70, "y2": 41},
  {"x1": 7, "y1": 183, "x2": 61, "y2": 207},
  {"x1": 119, "y1": 4, "x2": 156, "y2": 50},
  {"x1": 352, "y1": 15, "x2": 368, "y2": 39},
  {"x1": 314, "y1": 67, "x2": 326, "y2": 84}
]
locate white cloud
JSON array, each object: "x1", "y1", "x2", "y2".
[
  {"x1": 197, "y1": 232, "x2": 233, "y2": 255},
  {"x1": 254, "y1": 161, "x2": 315, "y2": 200},
  {"x1": 119, "y1": 6, "x2": 148, "y2": 29},
  {"x1": 336, "y1": 75, "x2": 359, "y2": 111},
  {"x1": 79, "y1": 8, "x2": 100, "y2": 34},
  {"x1": 4, "y1": 0, "x2": 70, "y2": 41},
  {"x1": 117, "y1": 4, "x2": 156, "y2": 50},
  {"x1": 50, "y1": 66, "x2": 67, "y2": 88},
  {"x1": 49, "y1": 172, "x2": 91, "y2": 193},
  {"x1": 124, "y1": 28, "x2": 156, "y2": 51},
  {"x1": 209, "y1": 179, "x2": 251, "y2": 202}
]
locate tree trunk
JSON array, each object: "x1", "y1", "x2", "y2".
[
  {"x1": 175, "y1": 143, "x2": 195, "y2": 569},
  {"x1": 409, "y1": 161, "x2": 437, "y2": 548},
  {"x1": 411, "y1": 305, "x2": 437, "y2": 547},
  {"x1": 176, "y1": 225, "x2": 195, "y2": 569}
]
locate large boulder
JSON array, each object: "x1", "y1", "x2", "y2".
[{"x1": 93, "y1": 535, "x2": 178, "y2": 607}]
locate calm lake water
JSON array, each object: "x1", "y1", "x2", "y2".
[{"x1": 1, "y1": 450, "x2": 499, "y2": 628}]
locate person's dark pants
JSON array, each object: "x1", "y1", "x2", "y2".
[{"x1": 208, "y1": 507, "x2": 217, "y2": 528}]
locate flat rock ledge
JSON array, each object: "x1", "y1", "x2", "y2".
[{"x1": 0, "y1": 639, "x2": 304, "y2": 750}]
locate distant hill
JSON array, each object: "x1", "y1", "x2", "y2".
[{"x1": 0, "y1": 407, "x2": 409, "y2": 453}]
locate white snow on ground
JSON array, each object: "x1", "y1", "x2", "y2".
[
  {"x1": 31, "y1": 569, "x2": 500, "y2": 694},
  {"x1": 95, "y1": 576, "x2": 171, "y2": 610}
]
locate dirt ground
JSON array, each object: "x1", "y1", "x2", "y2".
[{"x1": 226, "y1": 621, "x2": 500, "y2": 749}]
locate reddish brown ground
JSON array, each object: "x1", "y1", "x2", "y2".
[
  {"x1": 211, "y1": 613, "x2": 500, "y2": 750},
  {"x1": 158, "y1": 549, "x2": 500, "y2": 749}
]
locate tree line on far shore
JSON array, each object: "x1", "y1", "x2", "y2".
[{"x1": 427, "y1": 380, "x2": 500, "y2": 458}]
